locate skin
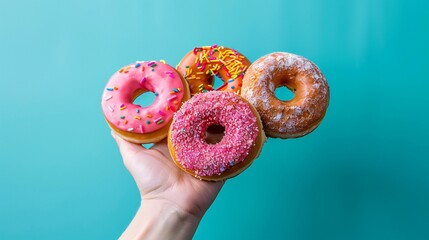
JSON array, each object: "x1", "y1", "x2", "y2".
[{"x1": 111, "y1": 131, "x2": 224, "y2": 240}]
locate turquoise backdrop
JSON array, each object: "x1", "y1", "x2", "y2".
[{"x1": 1, "y1": 0, "x2": 428, "y2": 239}]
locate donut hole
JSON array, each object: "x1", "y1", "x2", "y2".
[
  {"x1": 133, "y1": 91, "x2": 157, "y2": 108},
  {"x1": 205, "y1": 124, "x2": 225, "y2": 144},
  {"x1": 212, "y1": 76, "x2": 224, "y2": 90},
  {"x1": 275, "y1": 85, "x2": 295, "y2": 101},
  {"x1": 142, "y1": 143, "x2": 154, "y2": 148}
]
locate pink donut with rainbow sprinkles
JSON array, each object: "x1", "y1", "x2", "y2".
[
  {"x1": 102, "y1": 61, "x2": 190, "y2": 143},
  {"x1": 168, "y1": 91, "x2": 266, "y2": 181}
]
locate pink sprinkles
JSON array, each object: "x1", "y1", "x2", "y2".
[
  {"x1": 165, "y1": 71, "x2": 175, "y2": 78},
  {"x1": 170, "y1": 91, "x2": 259, "y2": 177}
]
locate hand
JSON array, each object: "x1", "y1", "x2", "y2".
[{"x1": 111, "y1": 131, "x2": 224, "y2": 240}]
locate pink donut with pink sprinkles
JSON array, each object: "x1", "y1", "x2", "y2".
[{"x1": 168, "y1": 91, "x2": 266, "y2": 181}]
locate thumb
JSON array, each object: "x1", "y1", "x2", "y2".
[{"x1": 111, "y1": 131, "x2": 147, "y2": 169}]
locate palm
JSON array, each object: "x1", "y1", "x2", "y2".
[{"x1": 113, "y1": 134, "x2": 224, "y2": 218}]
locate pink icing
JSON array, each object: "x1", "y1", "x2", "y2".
[
  {"x1": 101, "y1": 61, "x2": 186, "y2": 133},
  {"x1": 170, "y1": 91, "x2": 259, "y2": 177}
]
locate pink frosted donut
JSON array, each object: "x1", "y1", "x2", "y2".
[
  {"x1": 168, "y1": 91, "x2": 266, "y2": 181},
  {"x1": 101, "y1": 61, "x2": 190, "y2": 143}
]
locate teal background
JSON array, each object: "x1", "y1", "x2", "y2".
[{"x1": 1, "y1": 0, "x2": 428, "y2": 239}]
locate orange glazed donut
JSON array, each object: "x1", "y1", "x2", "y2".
[
  {"x1": 176, "y1": 45, "x2": 251, "y2": 95},
  {"x1": 241, "y1": 52, "x2": 329, "y2": 139}
]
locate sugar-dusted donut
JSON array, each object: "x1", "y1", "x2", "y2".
[
  {"x1": 168, "y1": 91, "x2": 266, "y2": 181},
  {"x1": 241, "y1": 52, "x2": 329, "y2": 139},
  {"x1": 101, "y1": 61, "x2": 190, "y2": 143},
  {"x1": 176, "y1": 45, "x2": 251, "y2": 96}
]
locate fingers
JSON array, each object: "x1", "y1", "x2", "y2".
[
  {"x1": 111, "y1": 131, "x2": 147, "y2": 169},
  {"x1": 205, "y1": 132, "x2": 224, "y2": 144},
  {"x1": 211, "y1": 179, "x2": 226, "y2": 191},
  {"x1": 150, "y1": 138, "x2": 170, "y2": 157},
  {"x1": 205, "y1": 126, "x2": 225, "y2": 144}
]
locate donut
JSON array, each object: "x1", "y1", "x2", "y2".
[
  {"x1": 176, "y1": 45, "x2": 251, "y2": 96},
  {"x1": 101, "y1": 61, "x2": 190, "y2": 143},
  {"x1": 168, "y1": 91, "x2": 266, "y2": 181},
  {"x1": 241, "y1": 52, "x2": 329, "y2": 139}
]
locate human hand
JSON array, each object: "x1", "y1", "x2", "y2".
[{"x1": 111, "y1": 131, "x2": 224, "y2": 240}]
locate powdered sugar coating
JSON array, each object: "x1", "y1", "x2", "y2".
[
  {"x1": 170, "y1": 91, "x2": 259, "y2": 177},
  {"x1": 241, "y1": 52, "x2": 329, "y2": 137}
]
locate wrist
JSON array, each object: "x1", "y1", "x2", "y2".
[{"x1": 119, "y1": 199, "x2": 201, "y2": 240}]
